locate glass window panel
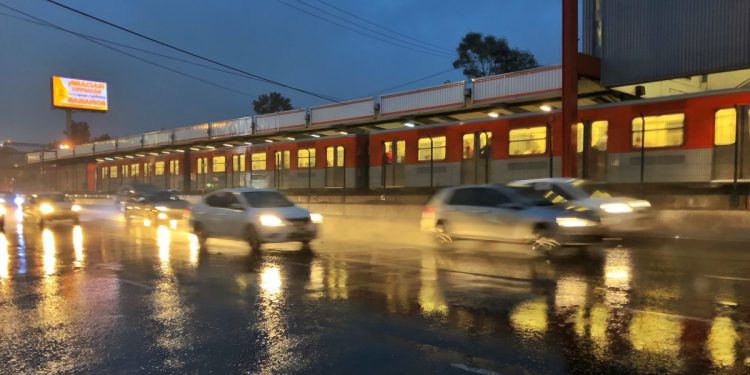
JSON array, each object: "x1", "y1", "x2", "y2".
[
  {"x1": 631, "y1": 113, "x2": 684, "y2": 148},
  {"x1": 212, "y1": 156, "x2": 226, "y2": 173},
  {"x1": 196, "y1": 158, "x2": 207, "y2": 174},
  {"x1": 336, "y1": 146, "x2": 344, "y2": 167},
  {"x1": 396, "y1": 141, "x2": 405, "y2": 163},
  {"x1": 297, "y1": 149, "x2": 315, "y2": 168},
  {"x1": 155, "y1": 161, "x2": 165, "y2": 176},
  {"x1": 121, "y1": 165, "x2": 129, "y2": 177},
  {"x1": 418, "y1": 136, "x2": 446, "y2": 161},
  {"x1": 576, "y1": 121, "x2": 608, "y2": 153},
  {"x1": 251, "y1": 152, "x2": 266, "y2": 171},
  {"x1": 232, "y1": 154, "x2": 246, "y2": 172},
  {"x1": 715, "y1": 108, "x2": 736, "y2": 146},
  {"x1": 509, "y1": 126, "x2": 547, "y2": 155},
  {"x1": 130, "y1": 164, "x2": 139, "y2": 177},
  {"x1": 102, "y1": 167, "x2": 108, "y2": 178},
  {"x1": 110, "y1": 166, "x2": 118, "y2": 178},
  {"x1": 143, "y1": 162, "x2": 151, "y2": 176},
  {"x1": 326, "y1": 147, "x2": 335, "y2": 167}
]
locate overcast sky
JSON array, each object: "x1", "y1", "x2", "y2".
[{"x1": 0, "y1": 0, "x2": 563, "y2": 144}]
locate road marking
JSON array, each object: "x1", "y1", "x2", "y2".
[
  {"x1": 118, "y1": 278, "x2": 152, "y2": 290},
  {"x1": 704, "y1": 274, "x2": 750, "y2": 282},
  {"x1": 450, "y1": 363, "x2": 502, "y2": 375}
]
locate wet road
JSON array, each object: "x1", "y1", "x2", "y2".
[{"x1": 0, "y1": 206, "x2": 749, "y2": 374}]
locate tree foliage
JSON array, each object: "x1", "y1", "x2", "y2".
[
  {"x1": 252, "y1": 92, "x2": 293, "y2": 115},
  {"x1": 453, "y1": 32, "x2": 539, "y2": 78},
  {"x1": 64, "y1": 120, "x2": 91, "y2": 145}
]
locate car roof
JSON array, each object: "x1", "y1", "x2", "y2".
[
  {"x1": 508, "y1": 178, "x2": 582, "y2": 186},
  {"x1": 211, "y1": 188, "x2": 279, "y2": 194}
]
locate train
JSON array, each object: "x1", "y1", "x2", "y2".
[{"x1": 27, "y1": 88, "x2": 750, "y2": 203}]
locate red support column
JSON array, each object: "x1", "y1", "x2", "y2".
[{"x1": 561, "y1": 0, "x2": 578, "y2": 177}]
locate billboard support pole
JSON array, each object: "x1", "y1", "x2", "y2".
[
  {"x1": 65, "y1": 109, "x2": 73, "y2": 142},
  {"x1": 561, "y1": 0, "x2": 578, "y2": 177}
]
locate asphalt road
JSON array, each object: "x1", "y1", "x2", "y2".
[{"x1": 0, "y1": 205, "x2": 749, "y2": 374}]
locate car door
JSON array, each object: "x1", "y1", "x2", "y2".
[
  {"x1": 477, "y1": 188, "x2": 525, "y2": 242},
  {"x1": 198, "y1": 192, "x2": 226, "y2": 236},
  {"x1": 442, "y1": 187, "x2": 488, "y2": 239},
  {"x1": 220, "y1": 193, "x2": 248, "y2": 239}
]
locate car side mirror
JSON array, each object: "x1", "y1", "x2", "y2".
[{"x1": 228, "y1": 203, "x2": 245, "y2": 211}]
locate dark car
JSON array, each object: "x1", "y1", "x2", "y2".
[
  {"x1": 114, "y1": 184, "x2": 160, "y2": 211},
  {"x1": 124, "y1": 190, "x2": 190, "y2": 226}
]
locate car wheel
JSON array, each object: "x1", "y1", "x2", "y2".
[
  {"x1": 192, "y1": 222, "x2": 208, "y2": 247},
  {"x1": 532, "y1": 225, "x2": 559, "y2": 256},
  {"x1": 245, "y1": 225, "x2": 262, "y2": 252},
  {"x1": 434, "y1": 222, "x2": 453, "y2": 248}
]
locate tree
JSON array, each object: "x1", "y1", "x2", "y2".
[
  {"x1": 64, "y1": 120, "x2": 91, "y2": 145},
  {"x1": 453, "y1": 32, "x2": 539, "y2": 79},
  {"x1": 252, "y1": 92, "x2": 292, "y2": 115}
]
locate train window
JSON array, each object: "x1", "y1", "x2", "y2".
[
  {"x1": 326, "y1": 146, "x2": 344, "y2": 167},
  {"x1": 121, "y1": 165, "x2": 129, "y2": 177},
  {"x1": 418, "y1": 136, "x2": 446, "y2": 161},
  {"x1": 275, "y1": 150, "x2": 290, "y2": 169},
  {"x1": 109, "y1": 166, "x2": 118, "y2": 178},
  {"x1": 251, "y1": 152, "x2": 266, "y2": 171},
  {"x1": 631, "y1": 113, "x2": 684, "y2": 148},
  {"x1": 144, "y1": 162, "x2": 151, "y2": 177},
  {"x1": 298, "y1": 148, "x2": 316, "y2": 168},
  {"x1": 154, "y1": 161, "x2": 165, "y2": 176},
  {"x1": 130, "y1": 164, "x2": 139, "y2": 177},
  {"x1": 212, "y1": 156, "x2": 226, "y2": 173},
  {"x1": 101, "y1": 167, "x2": 108, "y2": 179},
  {"x1": 169, "y1": 160, "x2": 180, "y2": 175},
  {"x1": 509, "y1": 126, "x2": 547, "y2": 155},
  {"x1": 232, "y1": 154, "x2": 246, "y2": 172},
  {"x1": 196, "y1": 157, "x2": 208, "y2": 174},
  {"x1": 462, "y1": 133, "x2": 492, "y2": 159},
  {"x1": 575, "y1": 121, "x2": 608, "y2": 152},
  {"x1": 384, "y1": 141, "x2": 406, "y2": 164},
  {"x1": 714, "y1": 108, "x2": 736, "y2": 146}
]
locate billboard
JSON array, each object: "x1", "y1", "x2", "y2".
[{"x1": 51, "y1": 76, "x2": 108, "y2": 111}]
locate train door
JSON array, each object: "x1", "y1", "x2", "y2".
[
  {"x1": 711, "y1": 108, "x2": 750, "y2": 180},
  {"x1": 382, "y1": 140, "x2": 405, "y2": 187},
  {"x1": 274, "y1": 150, "x2": 290, "y2": 189},
  {"x1": 195, "y1": 157, "x2": 208, "y2": 191},
  {"x1": 230, "y1": 154, "x2": 246, "y2": 187},
  {"x1": 325, "y1": 145, "x2": 345, "y2": 187},
  {"x1": 461, "y1": 132, "x2": 491, "y2": 184},
  {"x1": 168, "y1": 160, "x2": 180, "y2": 190},
  {"x1": 575, "y1": 121, "x2": 608, "y2": 180}
]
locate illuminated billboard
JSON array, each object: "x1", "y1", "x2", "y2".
[{"x1": 51, "y1": 76, "x2": 108, "y2": 111}]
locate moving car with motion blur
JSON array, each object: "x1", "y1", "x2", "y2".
[
  {"x1": 124, "y1": 190, "x2": 191, "y2": 226},
  {"x1": 190, "y1": 188, "x2": 321, "y2": 251},
  {"x1": 508, "y1": 178, "x2": 653, "y2": 233},
  {"x1": 421, "y1": 185, "x2": 604, "y2": 255},
  {"x1": 23, "y1": 193, "x2": 81, "y2": 226},
  {"x1": 114, "y1": 184, "x2": 160, "y2": 212}
]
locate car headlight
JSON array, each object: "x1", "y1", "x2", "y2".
[
  {"x1": 600, "y1": 203, "x2": 633, "y2": 214},
  {"x1": 155, "y1": 206, "x2": 168, "y2": 212},
  {"x1": 40, "y1": 203, "x2": 54, "y2": 214},
  {"x1": 310, "y1": 213, "x2": 323, "y2": 224},
  {"x1": 259, "y1": 214, "x2": 284, "y2": 227},
  {"x1": 628, "y1": 200, "x2": 651, "y2": 209},
  {"x1": 556, "y1": 217, "x2": 597, "y2": 227},
  {"x1": 71, "y1": 204, "x2": 82, "y2": 212},
  {"x1": 14, "y1": 196, "x2": 24, "y2": 205},
  {"x1": 0, "y1": 204, "x2": 5, "y2": 216},
  {"x1": 157, "y1": 212, "x2": 168, "y2": 220}
]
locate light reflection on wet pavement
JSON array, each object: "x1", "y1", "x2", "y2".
[{"x1": 0, "y1": 206, "x2": 749, "y2": 374}]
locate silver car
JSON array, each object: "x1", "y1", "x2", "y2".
[
  {"x1": 23, "y1": 193, "x2": 82, "y2": 226},
  {"x1": 190, "y1": 188, "x2": 321, "y2": 251},
  {"x1": 508, "y1": 178, "x2": 654, "y2": 233},
  {"x1": 421, "y1": 185, "x2": 604, "y2": 254}
]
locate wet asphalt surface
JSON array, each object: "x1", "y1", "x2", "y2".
[{"x1": 0, "y1": 206, "x2": 749, "y2": 374}]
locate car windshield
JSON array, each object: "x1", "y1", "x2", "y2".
[
  {"x1": 241, "y1": 191, "x2": 294, "y2": 208},
  {"x1": 570, "y1": 179, "x2": 612, "y2": 198},
  {"x1": 148, "y1": 191, "x2": 182, "y2": 202},
  {"x1": 504, "y1": 187, "x2": 556, "y2": 206},
  {"x1": 38, "y1": 193, "x2": 69, "y2": 202}
]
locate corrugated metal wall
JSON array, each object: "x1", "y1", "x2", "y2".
[
  {"x1": 310, "y1": 98, "x2": 374, "y2": 126},
  {"x1": 117, "y1": 135, "x2": 143, "y2": 150},
  {"x1": 74, "y1": 143, "x2": 93, "y2": 155},
  {"x1": 143, "y1": 130, "x2": 172, "y2": 147},
  {"x1": 601, "y1": 0, "x2": 750, "y2": 87},
  {"x1": 174, "y1": 124, "x2": 209, "y2": 142},
  {"x1": 94, "y1": 140, "x2": 116, "y2": 153},
  {"x1": 255, "y1": 109, "x2": 306, "y2": 133},
  {"x1": 380, "y1": 82, "x2": 465, "y2": 117},
  {"x1": 210, "y1": 117, "x2": 252, "y2": 139},
  {"x1": 472, "y1": 66, "x2": 561, "y2": 103}
]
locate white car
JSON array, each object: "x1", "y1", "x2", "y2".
[
  {"x1": 508, "y1": 178, "x2": 653, "y2": 233},
  {"x1": 190, "y1": 188, "x2": 321, "y2": 251}
]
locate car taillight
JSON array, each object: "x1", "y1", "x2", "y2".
[{"x1": 422, "y1": 207, "x2": 435, "y2": 214}]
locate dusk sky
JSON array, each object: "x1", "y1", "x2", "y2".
[{"x1": 0, "y1": 0, "x2": 563, "y2": 144}]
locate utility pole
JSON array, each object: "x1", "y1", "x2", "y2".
[{"x1": 561, "y1": 0, "x2": 578, "y2": 177}]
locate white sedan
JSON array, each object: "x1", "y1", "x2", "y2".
[
  {"x1": 190, "y1": 188, "x2": 321, "y2": 251},
  {"x1": 508, "y1": 178, "x2": 654, "y2": 233}
]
